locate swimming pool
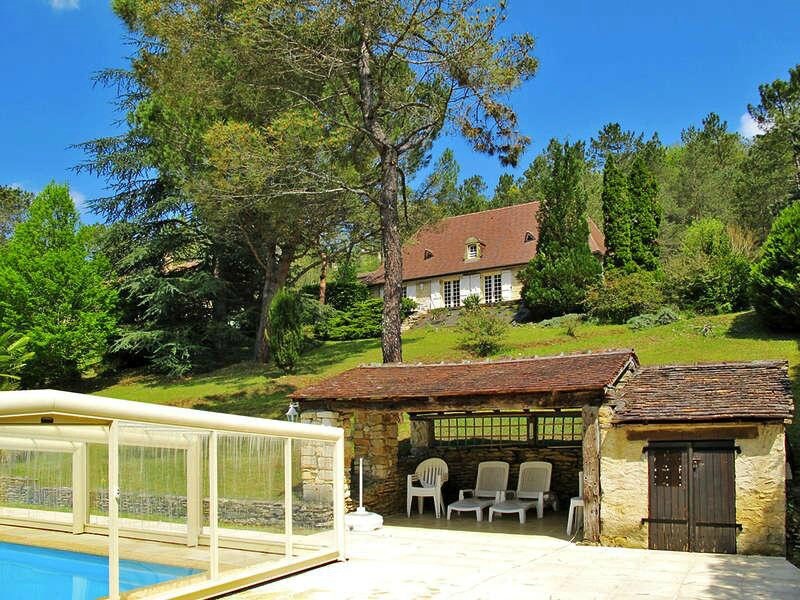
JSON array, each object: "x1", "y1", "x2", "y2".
[{"x1": 0, "y1": 541, "x2": 200, "y2": 599}]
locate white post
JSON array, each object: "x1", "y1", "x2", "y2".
[
  {"x1": 333, "y1": 435, "x2": 346, "y2": 561},
  {"x1": 108, "y1": 422, "x2": 120, "y2": 600},
  {"x1": 208, "y1": 431, "x2": 219, "y2": 579},
  {"x1": 71, "y1": 443, "x2": 88, "y2": 534},
  {"x1": 186, "y1": 437, "x2": 202, "y2": 547},
  {"x1": 284, "y1": 437, "x2": 293, "y2": 559},
  {"x1": 359, "y1": 457, "x2": 363, "y2": 509}
]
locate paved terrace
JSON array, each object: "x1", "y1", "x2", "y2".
[{"x1": 237, "y1": 512, "x2": 800, "y2": 599}]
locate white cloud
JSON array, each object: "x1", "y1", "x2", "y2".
[
  {"x1": 739, "y1": 112, "x2": 764, "y2": 139},
  {"x1": 49, "y1": 0, "x2": 79, "y2": 10},
  {"x1": 70, "y1": 189, "x2": 86, "y2": 209}
]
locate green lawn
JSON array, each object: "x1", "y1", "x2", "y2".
[{"x1": 89, "y1": 310, "x2": 799, "y2": 417}]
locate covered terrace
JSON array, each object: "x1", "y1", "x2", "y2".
[{"x1": 291, "y1": 349, "x2": 639, "y2": 540}]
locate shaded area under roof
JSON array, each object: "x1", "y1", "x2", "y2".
[
  {"x1": 612, "y1": 361, "x2": 795, "y2": 423},
  {"x1": 291, "y1": 350, "x2": 638, "y2": 402}
]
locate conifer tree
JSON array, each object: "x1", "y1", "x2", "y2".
[
  {"x1": 601, "y1": 154, "x2": 632, "y2": 269},
  {"x1": 628, "y1": 155, "x2": 662, "y2": 270}
]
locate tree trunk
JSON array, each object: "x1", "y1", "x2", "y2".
[
  {"x1": 254, "y1": 245, "x2": 295, "y2": 363},
  {"x1": 582, "y1": 404, "x2": 601, "y2": 543},
  {"x1": 378, "y1": 147, "x2": 403, "y2": 363},
  {"x1": 319, "y1": 253, "x2": 328, "y2": 304}
]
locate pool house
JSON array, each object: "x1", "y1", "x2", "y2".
[{"x1": 0, "y1": 390, "x2": 345, "y2": 599}]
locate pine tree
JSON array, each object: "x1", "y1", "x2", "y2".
[
  {"x1": 628, "y1": 155, "x2": 661, "y2": 270},
  {"x1": 519, "y1": 140, "x2": 601, "y2": 319},
  {"x1": 601, "y1": 154, "x2": 632, "y2": 269}
]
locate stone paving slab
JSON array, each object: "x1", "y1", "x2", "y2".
[{"x1": 234, "y1": 522, "x2": 800, "y2": 599}]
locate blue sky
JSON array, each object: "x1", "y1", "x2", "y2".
[{"x1": 2, "y1": 1, "x2": 800, "y2": 221}]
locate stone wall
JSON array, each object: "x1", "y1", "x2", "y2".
[
  {"x1": 401, "y1": 445, "x2": 581, "y2": 506},
  {"x1": 599, "y1": 412, "x2": 787, "y2": 556},
  {"x1": 0, "y1": 476, "x2": 333, "y2": 530}
]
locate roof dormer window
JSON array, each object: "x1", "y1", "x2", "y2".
[
  {"x1": 464, "y1": 237, "x2": 481, "y2": 261},
  {"x1": 424, "y1": 248, "x2": 434, "y2": 260},
  {"x1": 524, "y1": 231, "x2": 535, "y2": 243}
]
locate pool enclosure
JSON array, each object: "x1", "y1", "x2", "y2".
[{"x1": 0, "y1": 390, "x2": 345, "y2": 599}]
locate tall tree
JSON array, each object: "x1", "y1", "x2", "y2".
[
  {"x1": 628, "y1": 155, "x2": 661, "y2": 270},
  {"x1": 254, "y1": 0, "x2": 537, "y2": 362},
  {"x1": 601, "y1": 154, "x2": 632, "y2": 269},
  {"x1": 492, "y1": 173, "x2": 522, "y2": 207},
  {"x1": 0, "y1": 183, "x2": 117, "y2": 386},
  {"x1": 738, "y1": 64, "x2": 800, "y2": 237},
  {"x1": 519, "y1": 140, "x2": 601, "y2": 318},
  {"x1": 0, "y1": 185, "x2": 33, "y2": 242}
]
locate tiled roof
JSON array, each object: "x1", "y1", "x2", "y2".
[
  {"x1": 290, "y1": 350, "x2": 637, "y2": 401},
  {"x1": 363, "y1": 202, "x2": 605, "y2": 285},
  {"x1": 612, "y1": 361, "x2": 795, "y2": 423}
]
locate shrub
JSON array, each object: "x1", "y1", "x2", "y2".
[
  {"x1": 750, "y1": 202, "x2": 800, "y2": 331},
  {"x1": 457, "y1": 295, "x2": 509, "y2": 357},
  {"x1": 664, "y1": 219, "x2": 751, "y2": 314},
  {"x1": 626, "y1": 306, "x2": 681, "y2": 330},
  {"x1": 519, "y1": 248, "x2": 602, "y2": 320},
  {"x1": 0, "y1": 331, "x2": 34, "y2": 390},
  {"x1": 314, "y1": 297, "x2": 416, "y2": 341},
  {"x1": 268, "y1": 288, "x2": 304, "y2": 372},
  {"x1": 586, "y1": 270, "x2": 665, "y2": 323}
]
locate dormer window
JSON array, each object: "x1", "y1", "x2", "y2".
[
  {"x1": 424, "y1": 248, "x2": 434, "y2": 260},
  {"x1": 524, "y1": 231, "x2": 535, "y2": 243},
  {"x1": 464, "y1": 237, "x2": 481, "y2": 261}
]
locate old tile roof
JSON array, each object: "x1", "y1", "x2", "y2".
[
  {"x1": 290, "y1": 350, "x2": 637, "y2": 401},
  {"x1": 363, "y1": 201, "x2": 605, "y2": 285},
  {"x1": 612, "y1": 361, "x2": 795, "y2": 423}
]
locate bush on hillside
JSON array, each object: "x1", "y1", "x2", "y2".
[
  {"x1": 300, "y1": 279, "x2": 370, "y2": 312},
  {"x1": 750, "y1": 202, "x2": 800, "y2": 331},
  {"x1": 586, "y1": 270, "x2": 665, "y2": 323},
  {"x1": 457, "y1": 294, "x2": 509, "y2": 356},
  {"x1": 268, "y1": 288, "x2": 305, "y2": 372},
  {"x1": 626, "y1": 306, "x2": 681, "y2": 330},
  {"x1": 664, "y1": 219, "x2": 751, "y2": 314},
  {"x1": 519, "y1": 248, "x2": 603, "y2": 320},
  {"x1": 315, "y1": 297, "x2": 416, "y2": 341}
]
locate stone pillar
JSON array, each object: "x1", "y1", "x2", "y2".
[
  {"x1": 350, "y1": 410, "x2": 401, "y2": 514},
  {"x1": 410, "y1": 419, "x2": 434, "y2": 449},
  {"x1": 300, "y1": 409, "x2": 353, "y2": 504}
]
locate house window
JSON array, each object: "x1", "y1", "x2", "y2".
[
  {"x1": 524, "y1": 231, "x2": 535, "y2": 243},
  {"x1": 415, "y1": 411, "x2": 583, "y2": 448},
  {"x1": 401, "y1": 286, "x2": 408, "y2": 298},
  {"x1": 467, "y1": 243, "x2": 479, "y2": 259},
  {"x1": 443, "y1": 279, "x2": 460, "y2": 308},
  {"x1": 484, "y1": 273, "x2": 503, "y2": 303}
]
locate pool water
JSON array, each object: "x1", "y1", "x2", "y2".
[{"x1": 0, "y1": 541, "x2": 200, "y2": 599}]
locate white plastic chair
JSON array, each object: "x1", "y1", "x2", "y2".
[
  {"x1": 489, "y1": 461, "x2": 557, "y2": 523},
  {"x1": 446, "y1": 461, "x2": 509, "y2": 521},
  {"x1": 407, "y1": 458, "x2": 448, "y2": 518},
  {"x1": 566, "y1": 470, "x2": 584, "y2": 535}
]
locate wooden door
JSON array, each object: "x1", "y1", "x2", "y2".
[{"x1": 647, "y1": 441, "x2": 737, "y2": 553}]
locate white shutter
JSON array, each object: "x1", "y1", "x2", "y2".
[
  {"x1": 501, "y1": 270, "x2": 513, "y2": 300},
  {"x1": 459, "y1": 275, "x2": 471, "y2": 304},
  {"x1": 406, "y1": 283, "x2": 416, "y2": 300},
  {"x1": 469, "y1": 274, "x2": 481, "y2": 297},
  {"x1": 430, "y1": 280, "x2": 442, "y2": 309}
]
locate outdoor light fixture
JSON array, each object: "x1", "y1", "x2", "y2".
[{"x1": 285, "y1": 401, "x2": 299, "y2": 422}]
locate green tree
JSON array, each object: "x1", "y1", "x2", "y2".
[
  {"x1": 628, "y1": 155, "x2": 662, "y2": 270},
  {"x1": 0, "y1": 185, "x2": 33, "y2": 242},
  {"x1": 738, "y1": 64, "x2": 800, "y2": 237},
  {"x1": 0, "y1": 183, "x2": 118, "y2": 386},
  {"x1": 601, "y1": 154, "x2": 632, "y2": 269},
  {"x1": 0, "y1": 332, "x2": 34, "y2": 391},
  {"x1": 492, "y1": 173, "x2": 523, "y2": 207},
  {"x1": 268, "y1": 288, "x2": 305, "y2": 372},
  {"x1": 519, "y1": 140, "x2": 601, "y2": 319},
  {"x1": 457, "y1": 294, "x2": 508, "y2": 357},
  {"x1": 251, "y1": 0, "x2": 537, "y2": 362},
  {"x1": 750, "y1": 202, "x2": 800, "y2": 330}
]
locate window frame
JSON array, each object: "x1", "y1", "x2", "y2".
[
  {"x1": 442, "y1": 278, "x2": 461, "y2": 308},
  {"x1": 483, "y1": 273, "x2": 503, "y2": 304}
]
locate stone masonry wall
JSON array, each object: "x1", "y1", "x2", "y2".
[
  {"x1": 599, "y1": 410, "x2": 787, "y2": 556},
  {"x1": 401, "y1": 445, "x2": 581, "y2": 506}
]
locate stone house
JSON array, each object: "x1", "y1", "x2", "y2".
[
  {"x1": 361, "y1": 202, "x2": 605, "y2": 311},
  {"x1": 292, "y1": 350, "x2": 794, "y2": 556}
]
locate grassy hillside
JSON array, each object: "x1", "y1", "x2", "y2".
[{"x1": 89, "y1": 311, "x2": 799, "y2": 444}]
